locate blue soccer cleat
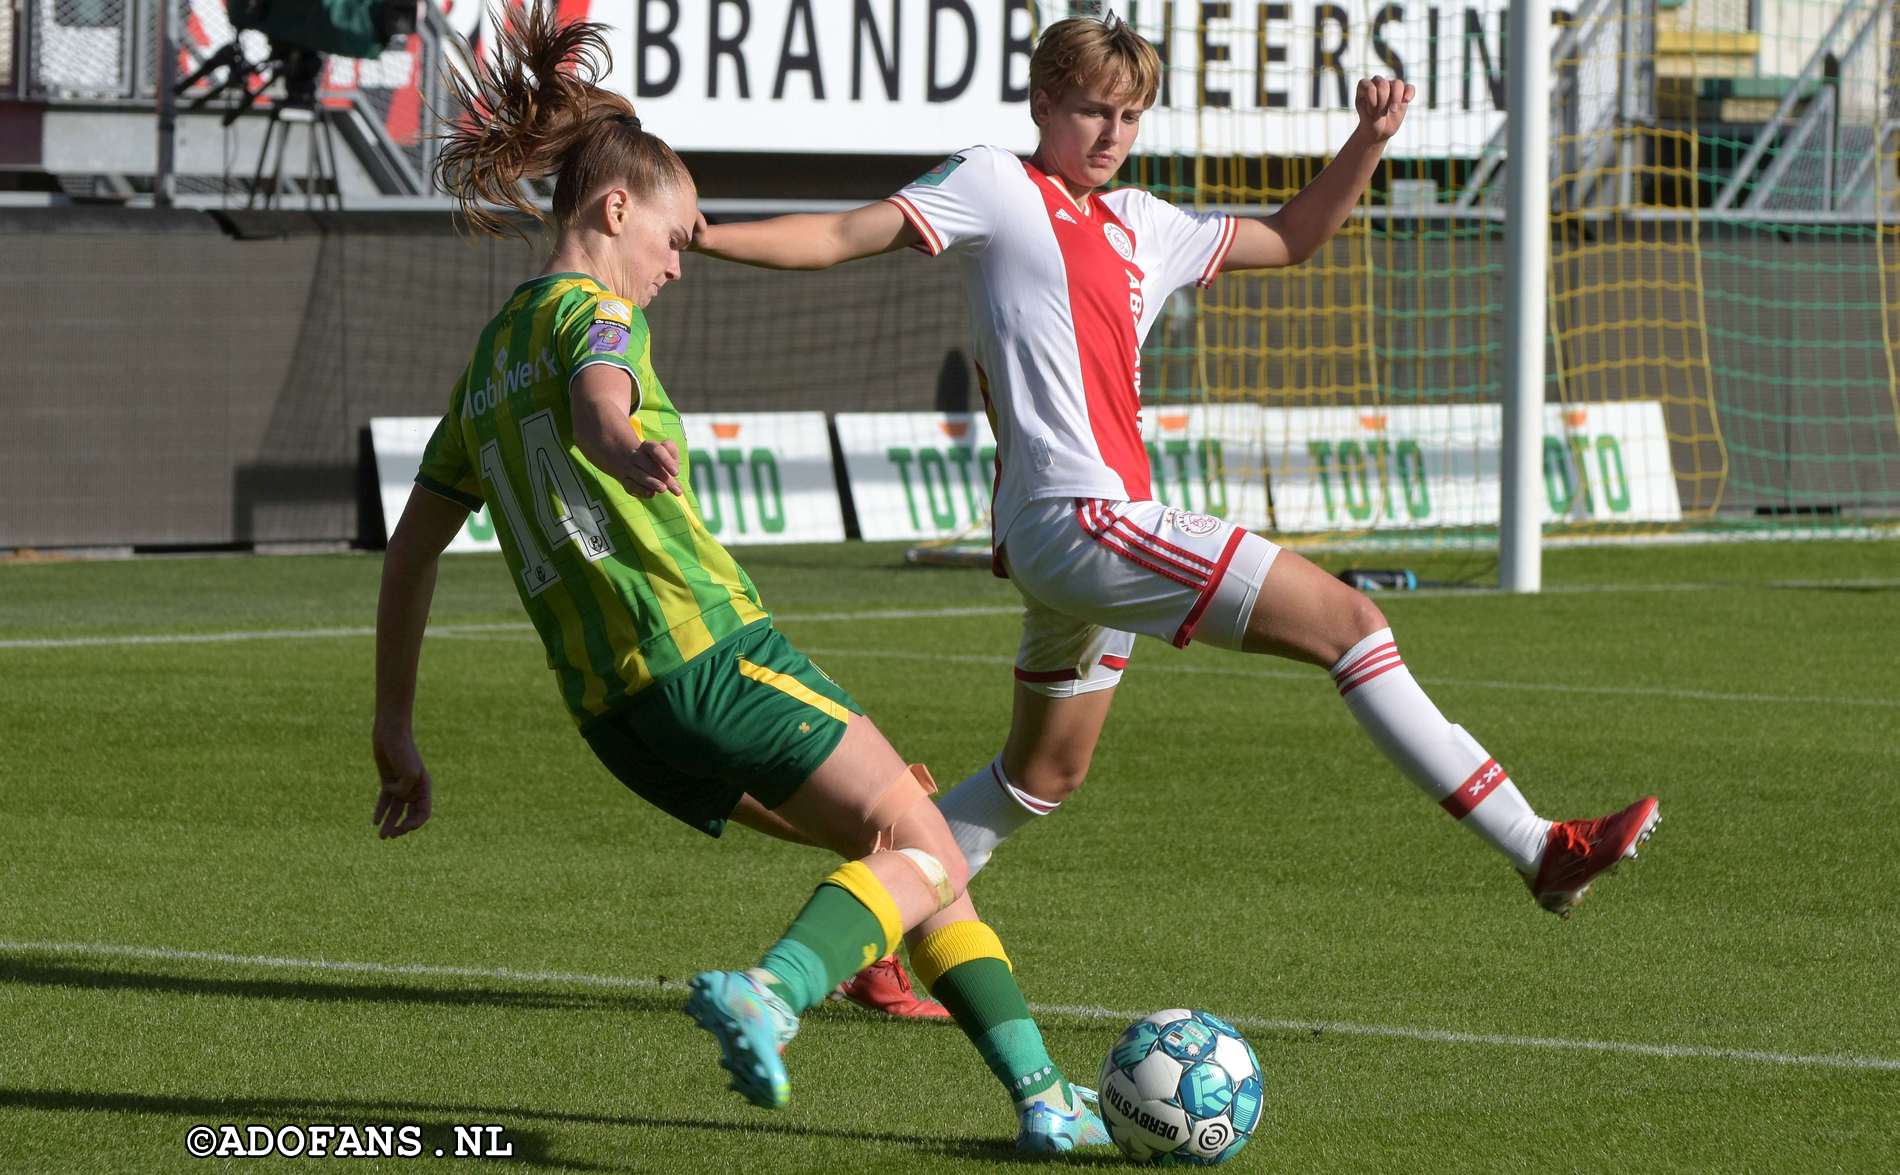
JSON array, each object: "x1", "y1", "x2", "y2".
[
  {"x1": 1016, "y1": 1082, "x2": 1111, "y2": 1153},
  {"x1": 685, "y1": 970, "x2": 798, "y2": 1109}
]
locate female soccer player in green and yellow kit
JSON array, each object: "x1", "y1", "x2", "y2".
[{"x1": 368, "y1": 9, "x2": 1106, "y2": 1152}]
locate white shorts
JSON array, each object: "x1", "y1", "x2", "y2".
[{"x1": 1000, "y1": 498, "x2": 1280, "y2": 697}]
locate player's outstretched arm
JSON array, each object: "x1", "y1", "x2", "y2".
[
  {"x1": 1224, "y1": 76, "x2": 1416, "y2": 272},
  {"x1": 571, "y1": 366, "x2": 684, "y2": 498},
  {"x1": 691, "y1": 200, "x2": 918, "y2": 271},
  {"x1": 372, "y1": 486, "x2": 466, "y2": 839}
]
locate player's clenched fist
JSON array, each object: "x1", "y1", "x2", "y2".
[{"x1": 1356, "y1": 76, "x2": 1416, "y2": 142}]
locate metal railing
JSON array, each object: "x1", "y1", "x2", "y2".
[
  {"x1": 25, "y1": 0, "x2": 137, "y2": 99},
  {"x1": 2, "y1": 2, "x2": 16, "y2": 93},
  {"x1": 1455, "y1": 0, "x2": 1628, "y2": 208},
  {"x1": 16, "y1": 0, "x2": 448, "y2": 199},
  {"x1": 1712, "y1": 0, "x2": 1885, "y2": 211}
]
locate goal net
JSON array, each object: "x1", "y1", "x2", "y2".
[{"x1": 1108, "y1": 0, "x2": 1900, "y2": 566}]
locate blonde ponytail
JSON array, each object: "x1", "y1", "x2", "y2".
[{"x1": 434, "y1": 5, "x2": 688, "y2": 238}]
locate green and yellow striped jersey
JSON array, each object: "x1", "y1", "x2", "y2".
[{"x1": 417, "y1": 272, "x2": 768, "y2": 723}]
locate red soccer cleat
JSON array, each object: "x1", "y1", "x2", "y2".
[
  {"x1": 1523, "y1": 796, "x2": 1661, "y2": 918},
  {"x1": 834, "y1": 955, "x2": 951, "y2": 1019}
]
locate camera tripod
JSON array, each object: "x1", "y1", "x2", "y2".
[{"x1": 176, "y1": 41, "x2": 343, "y2": 211}]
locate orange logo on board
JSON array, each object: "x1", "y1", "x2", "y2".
[
  {"x1": 1158, "y1": 413, "x2": 1189, "y2": 432},
  {"x1": 939, "y1": 420, "x2": 971, "y2": 438},
  {"x1": 1564, "y1": 410, "x2": 1589, "y2": 429},
  {"x1": 711, "y1": 422, "x2": 742, "y2": 439},
  {"x1": 1359, "y1": 414, "x2": 1388, "y2": 430}
]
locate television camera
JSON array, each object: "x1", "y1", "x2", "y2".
[
  {"x1": 173, "y1": 1, "x2": 419, "y2": 207},
  {"x1": 177, "y1": 0, "x2": 418, "y2": 123}
]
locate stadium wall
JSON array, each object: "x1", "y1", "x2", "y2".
[
  {"x1": 0, "y1": 207, "x2": 974, "y2": 550},
  {"x1": 2, "y1": 209, "x2": 1893, "y2": 550}
]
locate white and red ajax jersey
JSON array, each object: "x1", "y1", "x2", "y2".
[{"x1": 886, "y1": 144, "x2": 1235, "y2": 550}]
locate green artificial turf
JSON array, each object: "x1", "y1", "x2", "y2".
[{"x1": 2, "y1": 540, "x2": 1895, "y2": 1172}]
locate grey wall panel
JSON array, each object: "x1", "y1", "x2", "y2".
[
  {"x1": 1, "y1": 209, "x2": 1895, "y2": 549},
  {"x1": 2, "y1": 215, "x2": 322, "y2": 547}
]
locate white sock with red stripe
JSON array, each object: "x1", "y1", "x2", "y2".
[
  {"x1": 1331, "y1": 628, "x2": 1552, "y2": 872},
  {"x1": 935, "y1": 755, "x2": 1057, "y2": 877}
]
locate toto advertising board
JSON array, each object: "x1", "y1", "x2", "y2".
[{"x1": 369, "y1": 412, "x2": 845, "y2": 551}]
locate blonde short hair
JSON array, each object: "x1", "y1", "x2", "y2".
[{"x1": 1029, "y1": 17, "x2": 1162, "y2": 108}]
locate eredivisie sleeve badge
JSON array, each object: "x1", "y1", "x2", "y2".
[{"x1": 913, "y1": 154, "x2": 966, "y2": 187}]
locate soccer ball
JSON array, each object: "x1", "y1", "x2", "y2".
[{"x1": 1098, "y1": 1009, "x2": 1263, "y2": 1165}]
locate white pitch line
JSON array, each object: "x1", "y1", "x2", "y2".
[
  {"x1": 1472, "y1": 576, "x2": 1900, "y2": 598},
  {"x1": 0, "y1": 616, "x2": 1886, "y2": 709},
  {"x1": 0, "y1": 607, "x2": 1021, "y2": 651},
  {"x1": 793, "y1": 647, "x2": 1900, "y2": 710},
  {"x1": 4, "y1": 574, "x2": 1897, "y2": 650},
  {"x1": 0, "y1": 622, "x2": 518, "y2": 651},
  {"x1": 401, "y1": 637, "x2": 1900, "y2": 709},
  {"x1": 0, "y1": 939, "x2": 659, "y2": 991},
  {"x1": 4, "y1": 939, "x2": 1895, "y2": 1074},
  {"x1": 0, "y1": 625, "x2": 370, "y2": 650},
  {"x1": 1027, "y1": 1002, "x2": 1900, "y2": 1073},
  {"x1": 770, "y1": 605, "x2": 1020, "y2": 623}
]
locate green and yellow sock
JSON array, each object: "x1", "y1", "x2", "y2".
[
  {"x1": 752, "y1": 860, "x2": 902, "y2": 1014},
  {"x1": 912, "y1": 920, "x2": 1066, "y2": 1106}
]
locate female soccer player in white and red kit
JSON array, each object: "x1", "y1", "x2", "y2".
[{"x1": 693, "y1": 16, "x2": 1658, "y2": 919}]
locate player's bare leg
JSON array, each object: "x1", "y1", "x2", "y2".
[
  {"x1": 728, "y1": 794, "x2": 813, "y2": 845},
  {"x1": 689, "y1": 715, "x2": 1104, "y2": 1146},
  {"x1": 770, "y1": 714, "x2": 967, "y2": 927},
  {"x1": 688, "y1": 717, "x2": 950, "y2": 1107},
  {"x1": 1240, "y1": 548, "x2": 1659, "y2": 916},
  {"x1": 1004, "y1": 683, "x2": 1117, "y2": 805},
  {"x1": 769, "y1": 724, "x2": 952, "y2": 1018},
  {"x1": 935, "y1": 682, "x2": 1118, "y2": 878},
  {"x1": 729, "y1": 780, "x2": 947, "y2": 1018},
  {"x1": 1236, "y1": 545, "x2": 1386, "y2": 666},
  {"x1": 940, "y1": 536, "x2": 1656, "y2": 917}
]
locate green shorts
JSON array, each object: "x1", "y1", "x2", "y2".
[{"x1": 580, "y1": 621, "x2": 861, "y2": 837}]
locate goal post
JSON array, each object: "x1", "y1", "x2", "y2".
[{"x1": 1501, "y1": 0, "x2": 1552, "y2": 592}]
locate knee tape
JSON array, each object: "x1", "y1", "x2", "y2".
[
  {"x1": 862, "y1": 764, "x2": 957, "y2": 910},
  {"x1": 895, "y1": 847, "x2": 957, "y2": 912},
  {"x1": 864, "y1": 763, "x2": 937, "y2": 854}
]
